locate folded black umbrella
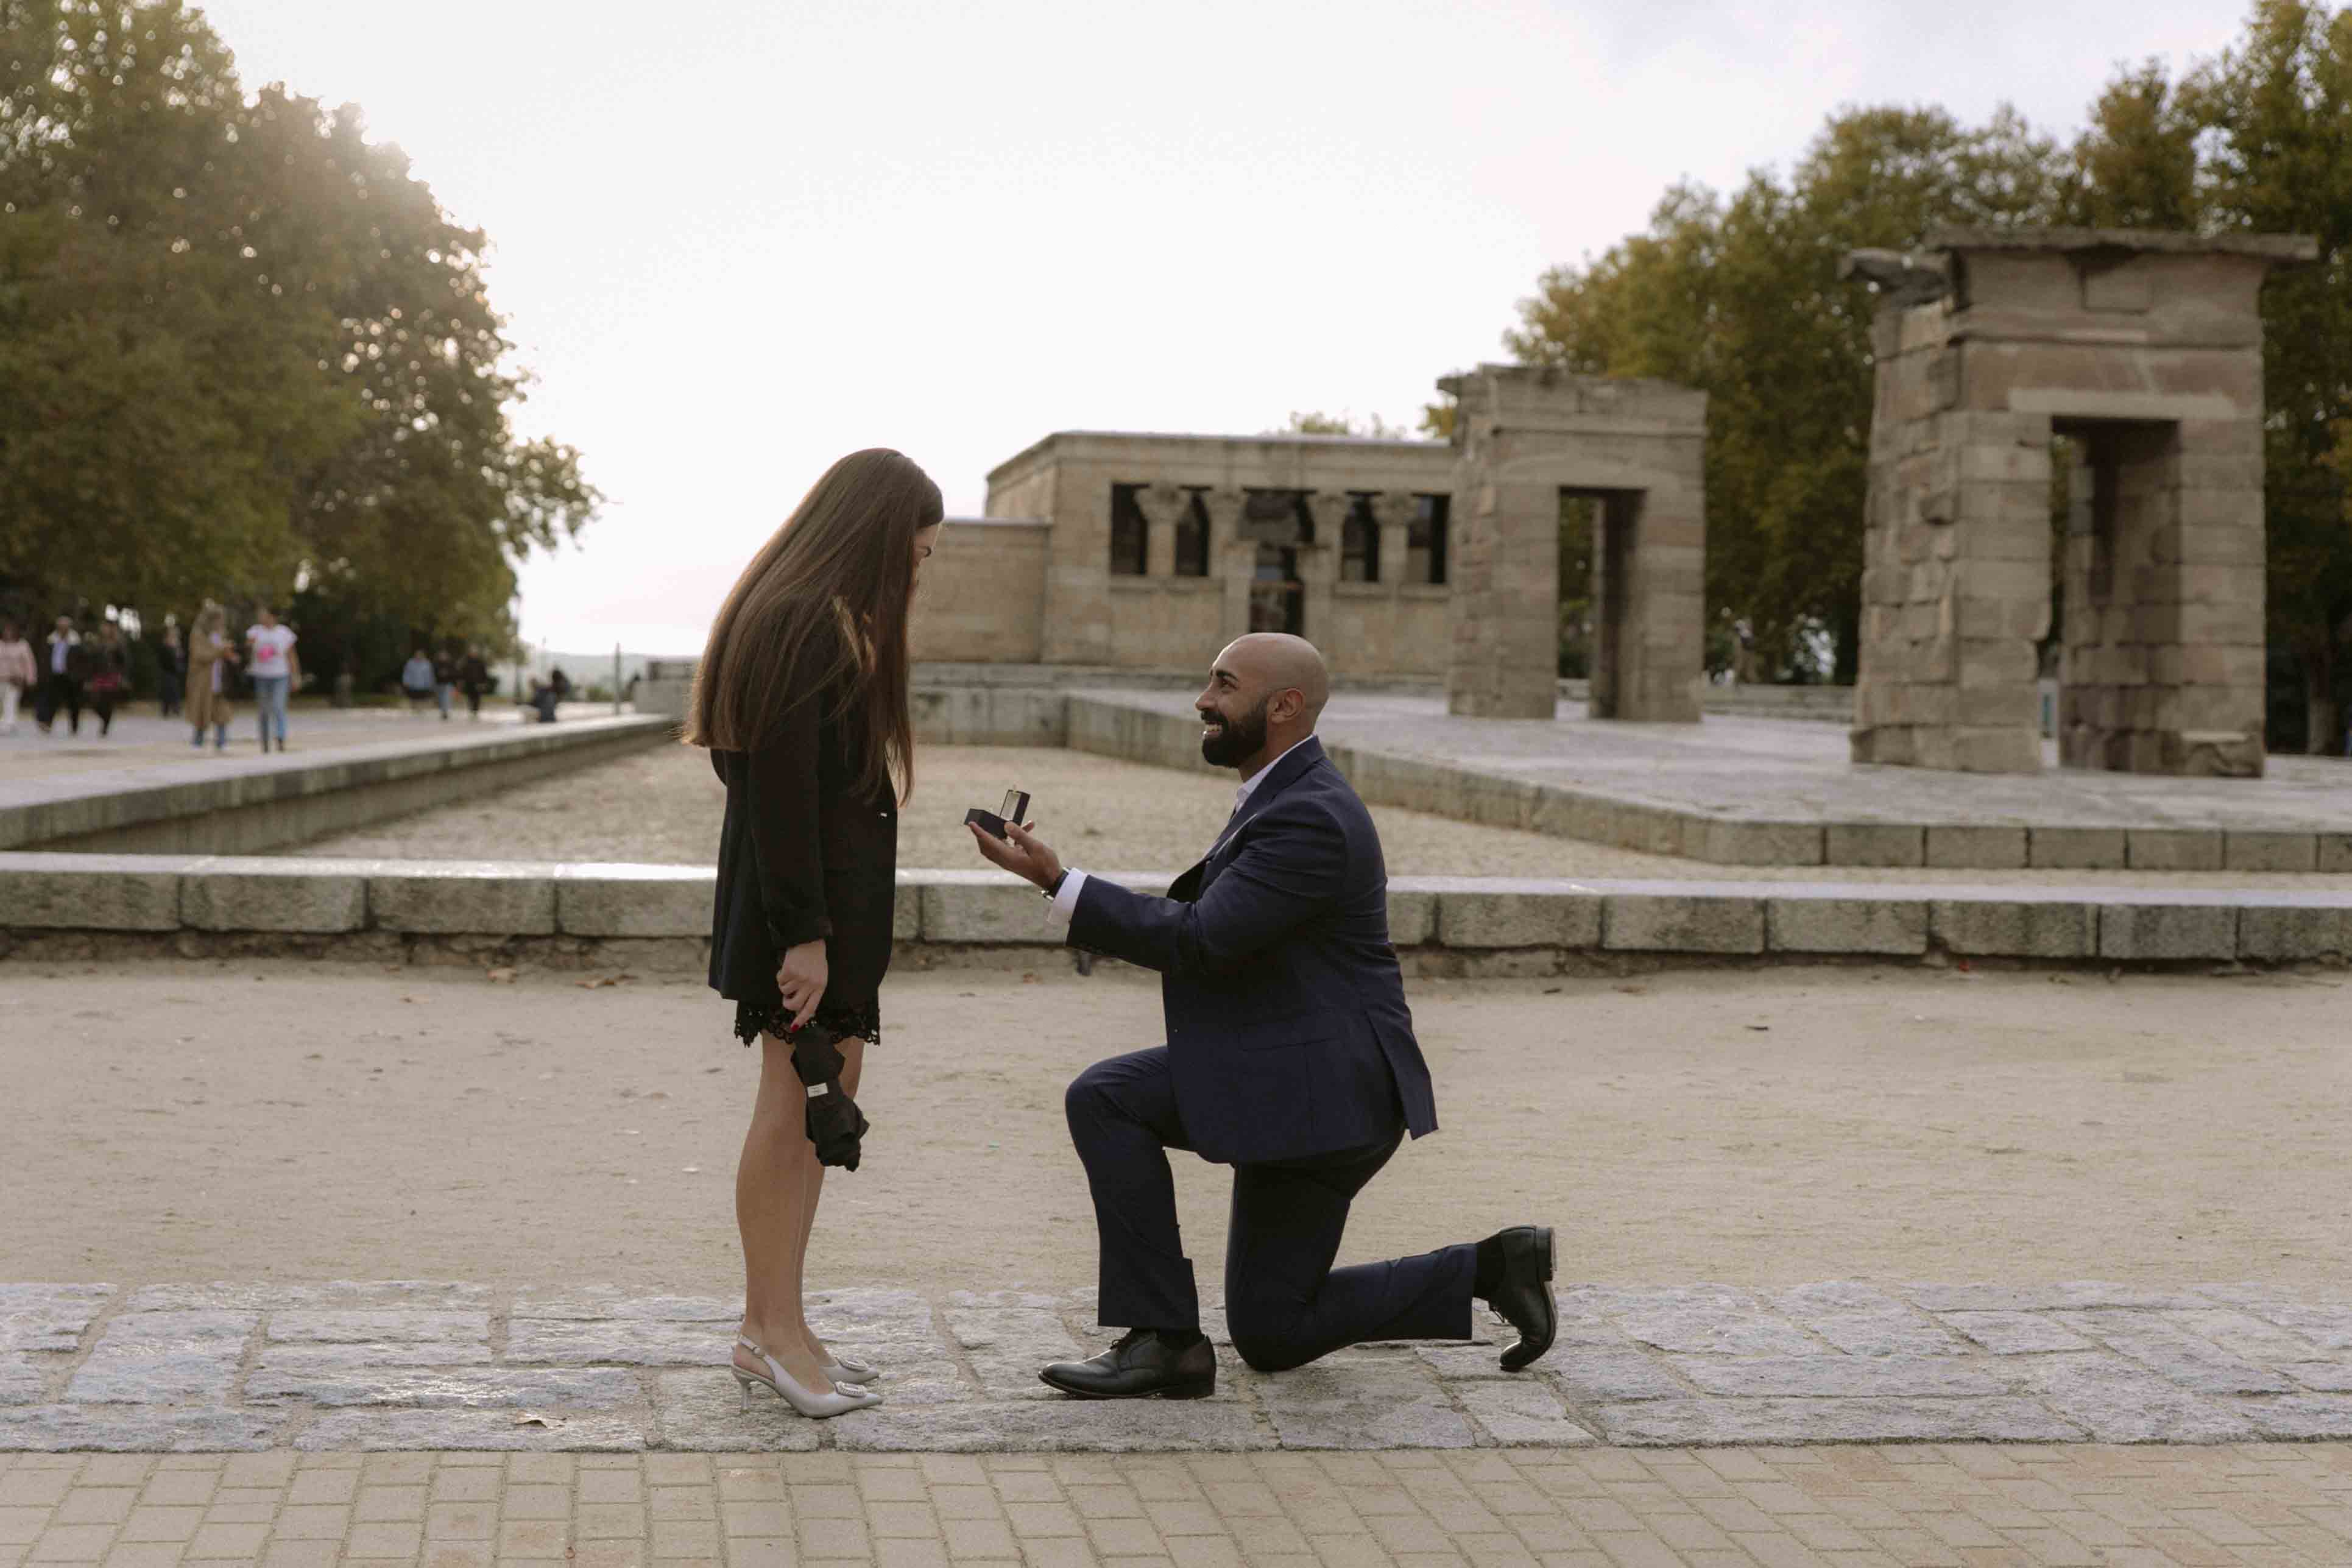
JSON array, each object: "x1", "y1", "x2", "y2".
[{"x1": 789, "y1": 1023, "x2": 870, "y2": 1170}]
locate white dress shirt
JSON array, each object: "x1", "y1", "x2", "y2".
[{"x1": 1047, "y1": 736, "x2": 1315, "y2": 928}]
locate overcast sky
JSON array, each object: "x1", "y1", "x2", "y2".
[{"x1": 195, "y1": 0, "x2": 2247, "y2": 655}]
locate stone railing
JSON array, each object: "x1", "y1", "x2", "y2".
[{"x1": 3, "y1": 854, "x2": 2343, "y2": 970}]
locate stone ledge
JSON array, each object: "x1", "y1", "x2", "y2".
[{"x1": 7, "y1": 856, "x2": 2352, "y2": 966}]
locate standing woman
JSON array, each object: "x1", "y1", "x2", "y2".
[
  {"x1": 685, "y1": 448, "x2": 941, "y2": 1421},
  {"x1": 0, "y1": 620, "x2": 34, "y2": 734},
  {"x1": 83, "y1": 621, "x2": 129, "y2": 737},
  {"x1": 157, "y1": 623, "x2": 186, "y2": 719},
  {"x1": 185, "y1": 603, "x2": 236, "y2": 749}
]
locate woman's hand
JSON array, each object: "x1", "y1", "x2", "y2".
[{"x1": 776, "y1": 939, "x2": 828, "y2": 1032}]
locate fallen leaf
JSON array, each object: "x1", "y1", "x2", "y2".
[
  {"x1": 486, "y1": 967, "x2": 516, "y2": 984},
  {"x1": 512, "y1": 1412, "x2": 550, "y2": 1427},
  {"x1": 1613, "y1": 984, "x2": 1647, "y2": 995},
  {"x1": 680, "y1": 1165, "x2": 701, "y2": 1173}
]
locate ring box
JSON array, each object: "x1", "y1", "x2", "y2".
[{"x1": 965, "y1": 788, "x2": 1031, "y2": 840}]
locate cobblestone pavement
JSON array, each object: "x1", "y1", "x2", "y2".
[
  {"x1": 3, "y1": 1442, "x2": 2350, "y2": 1567},
  {"x1": 7, "y1": 1282, "x2": 2350, "y2": 1458}
]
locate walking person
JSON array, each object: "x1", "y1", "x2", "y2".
[
  {"x1": 37, "y1": 615, "x2": 82, "y2": 735},
  {"x1": 685, "y1": 448, "x2": 942, "y2": 1420},
  {"x1": 400, "y1": 647, "x2": 437, "y2": 715},
  {"x1": 83, "y1": 621, "x2": 130, "y2": 738},
  {"x1": 245, "y1": 605, "x2": 298, "y2": 752},
  {"x1": 433, "y1": 645, "x2": 457, "y2": 720},
  {"x1": 0, "y1": 620, "x2": 35, "y2": 735},
  {"x1": 969, "y1": 633, "x2": 1556, "y2": 1397},
  {"x1": 459, "y1": 645, "x2": 490, "y2": 719},
  {"x1": 185, "y1": 603, "x2": 236, "y2": 750},
  {"x1": 157, "y1": 623, "x2": 186, "y2": 718}
]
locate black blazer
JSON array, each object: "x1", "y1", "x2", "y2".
[
  {"x1": 707, "y1": 626, "x2": 898, "y2": 1026},
  {"x1": 1066, "y1": 737, "x2": 1438, "y2": 1166}
]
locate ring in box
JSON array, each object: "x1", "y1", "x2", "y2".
[{"x1": 965, "y1": 788, "x2": 1030, "y2": 840}]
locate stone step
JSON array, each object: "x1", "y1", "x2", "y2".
[{"x1": 2, "y1": 854, "x2": 2348, "y2": 964}]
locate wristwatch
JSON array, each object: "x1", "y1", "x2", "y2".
[{"x1": 1042, "y1": 869, "x2": 1068, "y2": 900}]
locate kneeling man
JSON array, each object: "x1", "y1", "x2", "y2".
[{"x1": 969, "y1": 633, "x2": 1555, "y2": 1397}]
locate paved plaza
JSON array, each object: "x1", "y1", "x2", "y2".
[
  {"x1": 5, "y1": 1279, "x2": 2352, "y2": 1458},
  {"x1": 5, "y1": 1439, "x2": 2350, "y2": 1568},
  {"x1": 0, "y1": 706, "x2": 624, "y2": 786},
  {"x1": 1099, "y1": 690, "x2": 2352, "y2": 840}
]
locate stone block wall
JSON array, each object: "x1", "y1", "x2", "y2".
[
  {"x1": 908, "y1": 519, "x2": 1050, "y2": 664},
  {"x1": 1848, "y1": 228, "x2": 2311, "y2": 776},
  {"x1": 1444, "y1": 367, "x2": 1707, "y2": 721}
]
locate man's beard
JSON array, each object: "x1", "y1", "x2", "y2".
[{"x1": 1200, "y1": 696, "x2": 1270, "y2": 768}]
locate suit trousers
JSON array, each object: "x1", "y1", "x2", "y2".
[{"x1": 1065, "y1": 1047, "x2": 1475, "y2": 1373}]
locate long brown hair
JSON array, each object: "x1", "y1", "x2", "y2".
[{"x1": 683, "y1": 448, "x2": 941, "y2": 803}]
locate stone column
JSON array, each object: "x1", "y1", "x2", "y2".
[
  {"x1": 1296, "y1": 540, "x2": 1337, "y2": 649},
  {"x1": 1372, "y1": 492, "x2": 1418, "y2": 588},
  {"x1": 1135, "y1": 482, "x2": 1185, "y2": 579},
  {"x1": 1201, "y1": 488, "x2": 1251, "y2": 644}
]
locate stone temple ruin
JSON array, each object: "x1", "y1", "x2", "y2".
[
  {"x1": 1846, "y1": 227, "x2": 2316, "y2": 776},
  {"x1": 915, "y1": 365, "x2": 1709, "y2": 724}
]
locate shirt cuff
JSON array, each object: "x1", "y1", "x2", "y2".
[{"x1": 1047, "y1": 869, "x2": 1088, "y2": 930}]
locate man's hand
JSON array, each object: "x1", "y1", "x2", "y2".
[{"x1": 967, "y1": 818, "x2": 1064, "y2": 892}]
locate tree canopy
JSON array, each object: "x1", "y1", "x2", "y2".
[
  {"x1": 1499, "y1": 1, "x2": 2352, "y2": 741},
  {"x1": 0, "y1": 0, "x2": 597, "y2": 656}
]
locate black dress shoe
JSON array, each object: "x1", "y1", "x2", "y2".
[
  {"x1": 1483, "y1": 1225, "x2": 1556, "y2": 1371},
  {"x1": 1040, "y1": 1329, "x2": 1216, "y2": 1400}
]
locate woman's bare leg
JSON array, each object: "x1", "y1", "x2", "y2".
[
  {"x1": 796, "y1": 1037, "x2": 864, "y2": 1365},
  {"x1": 735, "y1": 1031, "x2": 833, "y2": 1393}
]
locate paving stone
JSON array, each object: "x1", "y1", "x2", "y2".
[
  {"x1": 265, "y1": 1311, "x2": 490, "y2": 1344},
  {"x1": 123, "y1": 1282, "x2": 487, "y2": 1312},
  {"x1": 1595, "y1": 1287, "x2": 1820, "y2": 1357},
  {"x1": 1795, "y1": 1311, "x2": 1965, "y2": 1358},
  {"x1": 1924, "y1": 826, "x2": 2027, "y2": 869},
  {"x1": 1257, "y1": 1366, "x2": 1474, "y2": 1450},
  {"x1": 1455, "y1": 1381, "x2": 1598, "y2": 1446},
  {"x1": 1668, "y1": 1356, "x2": 2013, "y2": 1397},
  {"x1": 246, "y1": 1366, "x2": 642, "y2": 1408},
  {"x1": 808, "y1": 1288, "x2": 941, "y2": 1348},
  {"x1": 1591, "y1": 1396, "x2": 2084, "y2": 1446},
  {"x1": 2055, "y1": 1310, "x2": 2298, "y2": 1395},
  {"x1": 252, "y1": 1343, "x2": 490, "y2": 1376},
  {"x1": 504, "y1": 1318, "x2": 739, "y2": 1366},
  {"x1": 1929, "y1": 897, "x2": 2096, "y2": 958},
  {"x1": 2098, "y1": 902, "x2": 2238, "y2": 961},
  {"x1": 2237, "y1": 904, "x2": 2351, "y2": 961},
  {"x1": 0, "y1": 1407, "x2": 281, "y2": 1452},
  {"x1": 509, "y1": 1289, "x2": 735, "y2": 1322},
  {"x1": 1939, "y1": 1312, "x2": 2095, "y2": 1354},
  {"x1": 296, "y1": 1409, "x2": 646, "y2": 1450},
  {"x1": 1602, "y1": 893, "x2": 1763, "y2": 954},
  {"x1": 178, "y1": 861, "x2": 367, "y2": 933},
  {"x1": 0, "y1": 1286, "x2": 115, "y2": 1353},
  {"x1": 830, "y1": 1399, "x2": 1272, "y2": 1453},
  {"x1": 65, "y1": 1315, "x2": 257, "y2": 1405},
  {"x1": 2280, "y1": 1362, "x2": 2352, "y2": 1393},
  {"x1": 2189, "y1": 1289, "x2": 2352, "y2": 1351},
  {"x1": 649, "y1": 1371, "x2": 821, "y2": 1452},
  {"x1": 2228, "y1": 1393, "x2": 2352, "y2": 1438},
  {"x1": 1824, "y1": 823, "x2": 1924, "y2": 867},
  {"x1": 1428, "y1": 883, "x2": 1602, "y2": 949},
  {"x1": 1765, "y1": 895, "x2": 1927, "y2": 955},
  {"x1": 848, "y1": 1360, "x2": 973, "y2": 1407},
  {"x1": 367, "y1": 865, "x2": 556, "y2": 934},
  {"x1": 1905, "y1": 1282, "x2": 2209, "y2": 1312},
  {"x1": 2127, "y1": 828, "x2": 2225, "y2": 871},
  {"x1": 2224, "y1": 831, "x2": 2318, "y2": 872},
  {"x1": 0, "y1": 1358, "x2": 43, "y2": 1404},
  {"x1": 1544, "y1": 1346, "x2": 1689, "y2": 1405},
  {"x1": 2016, "y1": 1355, "x2": 2259, "y2": 1442},
  {"x1": 2027, "y1": 827, "x2": 2127, "y2": 869},
  {"x1": 0, "y1": 855, "x2": 189, "y2": 930},
  {"x1": 554, "y1": 865, "x2": 713, "y2": 938},
  {"x1": 1411, "y1": 1346, "x2": 1514, "y2": 1380},
  {"x1": 2159, "y1": 1308, "x2": 2328, "y2": 1362}
]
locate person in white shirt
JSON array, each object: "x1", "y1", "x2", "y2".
[
  {"x1": 244, "y1": 606, "x2": 299, "y2": 754},
  {"x1": 0, "y1": 620, "x2": 36, "y2": 735}
]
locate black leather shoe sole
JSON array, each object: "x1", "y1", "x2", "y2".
[
  {"x1": 1497, "y1": 1225, "x2": 1556, "y2": 1372},
  {"x1": 1037, "y1": 1367, "x2": 1215, "y2": 1400}
]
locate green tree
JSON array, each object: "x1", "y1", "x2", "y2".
[
  {"x1": 0, "y1": 0, "x2": 596, "y2": 668},
  {"x1": 1276, "y1": 409, "x2": 1413, "y2": 438}
]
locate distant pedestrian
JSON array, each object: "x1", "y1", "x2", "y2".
[
  {"x1": 185, "y1": 603, "x2": 235, "y2": 749},
  {"x1": 433, "y1": 646, "x2": 456, "y2": 720},
  {"x1": 401, "y1": 647, "x2": 437, "y2": 715},
  {"x1": 36, "y1": 616, "x2": 83, "y2": 735},
  {"x1": 245, "y1": 605, "x2": 298, "y2": 753},
  {"x1": 83, "y1": 621, "x2": 130, "y2": 738},
  {"x1": 0, "y1": 620, "x2": 35, "y2": 735},
  {"x1": 459, "y1": 645, "x2": 490, "y2": 719},
  {"x1": 157, "y1": 623, "x2": 186, "y2": 718}
]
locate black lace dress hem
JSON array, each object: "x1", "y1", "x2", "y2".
[{"x1": 731, "y1": 1000, "x2": 881, "y2": 1048}]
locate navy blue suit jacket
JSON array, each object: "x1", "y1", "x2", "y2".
[{"x1": 1066, "y1": 737, "x2": 1438, "y2": 1166}]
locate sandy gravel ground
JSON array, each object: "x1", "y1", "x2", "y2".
[
  {"x1": 7, "y1": 962, "x2": 2345, "y2": 1295},
  {"x1": 295, "y1": 743, "x2": 2352, "y2": 889}
]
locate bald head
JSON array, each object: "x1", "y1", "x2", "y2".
[{"x1": 1196, "y1": 634, "x2": 1330, "y2": 777}]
